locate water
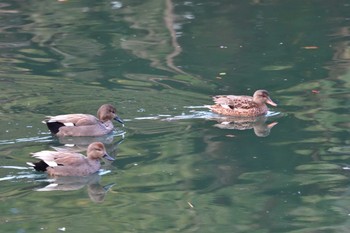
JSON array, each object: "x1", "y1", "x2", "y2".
[{"x1": 0, "y1": 0, "x2": 349, "y2": 232}]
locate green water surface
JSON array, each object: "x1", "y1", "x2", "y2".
[{"x1": 0, "y1": 1, "x2": 349, "y2": 232}]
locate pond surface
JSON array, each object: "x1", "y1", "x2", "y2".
[{"x1": 0, "y1": 0, "x2": 350, "y2": 232}]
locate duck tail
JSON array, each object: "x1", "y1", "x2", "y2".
[
  {"x1": 27, "y1": 160, "x2": 49, "y2": 172},
  {"x1": 46, "y1": 122, "x2": 65, "y2": 134}
]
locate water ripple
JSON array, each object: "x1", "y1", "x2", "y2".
[{"x1": 0, "y1": 136, "x2": 53, "y2": 145}]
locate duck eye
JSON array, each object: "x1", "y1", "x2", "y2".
[{"x1": 261, "y1": 92, "x2": 268, "y2": 97}]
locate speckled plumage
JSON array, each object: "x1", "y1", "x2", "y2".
[{"x1": 208, "y1": 90, "x2": 277, "y2": 117}]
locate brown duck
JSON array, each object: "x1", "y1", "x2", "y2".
[
  {"x1": 207, "y1": 90, "x2": 277, "y2": 117},
  {"x1": 27, "y1": 142, "x2": 114, "y2": 176},
  {"x1": 43, "y1": 104, "x2": 124, "y2": 137}
]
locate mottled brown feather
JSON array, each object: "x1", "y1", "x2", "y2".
[{"x1": 208, "y1": 90, "x2": 277, "y2": 117}]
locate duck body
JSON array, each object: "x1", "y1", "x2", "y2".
[
  {"x1": 43, "y1": 104, "x2": 123, "y2": 137},
  {"x1": 208, "y1": 90, "x2": 277, "y2": 117},
  {"x1": 28, "y1": 142, "x2": 114, "y2": 177}
]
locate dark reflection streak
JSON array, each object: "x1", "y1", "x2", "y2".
[
  {"x1": 50, "y1": 46, "x2": 75, "y2": 63},
  {"x1": 164, "y1": 0, "x2": 188, "y2": 75}
]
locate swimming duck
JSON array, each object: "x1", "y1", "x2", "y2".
[
  {"x1": 27, "y1": 142, "x2": 114, "y2": 176},
  {"x1": 207, "y1": 90, "x2": 277, "y2": 117},
  {"x1": 43, "y1": 104, "x2": 124, "y2": 137}
]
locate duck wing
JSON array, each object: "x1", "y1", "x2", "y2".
[
  {"x1": 53, "y1": 153, "x2": 86, "y2": 166},
  {"x1": 212, "y1": 95, "x2": 256, "y2": 110},
  {"x1": 31, "y1": 151, "x2": 85, "y2": 167},
  {"x1": 44, "y1": 114, "x2": 99, "y2": 126}
]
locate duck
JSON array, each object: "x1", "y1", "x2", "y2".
[
  {"x1": 27, "y1": 142, "x2": 115, "y2": 177},
  {"x1": 207, "y1": 90, "x2": 277, "y2": 117},
  {"x1": 43, "y1": 104, "x2": 124, "y2": 137}
]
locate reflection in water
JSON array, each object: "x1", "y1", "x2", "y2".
[
  {"x1": 36, "y1": 173, "x2": 114, "y2": 203},
  {"x1": 163, "y1": 109, "x2": 281, "y2": 137},
  {"x1": 0, "y1": 136, "x2": 52, "y2": 145},
  {"x1": 121, "y1": 0, "x2": 187, "y2": 74},
  {"x1": 0, "y1": 166, "x2": 44, "y2": 181},
  {"x1": 55, "y1": 133, "x2": 125, "y2": 156},
  {"x1": 57, "y1": 134, "x2": 114, "y2": 147},
  {"x1": 212, "y1": 116, "x2": 278, "y2": 137},
  {"x1": 164, "y1": 0, "x2": 187, "y2": 74}
]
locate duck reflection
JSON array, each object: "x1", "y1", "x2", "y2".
[
  {"x1": 36, "y1": 173, "x2": 114, "y2": 203},
  {"x1": 57, "y1": 133, "x2": 116, "y2": 146},
  {"x1": 54, "y1": 135, "x2": 124, "y2": 157},
  {"x1": 210, "y1": 115, "x2": 278, "y2": 137}
]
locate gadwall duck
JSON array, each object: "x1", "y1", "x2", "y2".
[
  {"x1": 27, "y1": 142, "x2": 114, "y2": 176},
  {"x1": 207, "y1": 90, "x2": 277, "y2": 117},
  {"x1": 43, "y1": 104, "x2": 124, "y2": 137}
]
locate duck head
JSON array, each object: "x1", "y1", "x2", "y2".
[
  {"x1": 253, "y1": 90, "x2": 277, "y2": 106},
  {"x1": 87, "y1": 142, "x2": 115, "y2": 161},
  {"x1": 97, "y1": 104, "x2": 124, "y2": 124}
]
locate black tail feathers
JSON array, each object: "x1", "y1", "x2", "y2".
[
  {"x1": 31, "y1": 160, "x2": 49, "y2": 172},
  {"x1": 46, "y1": 122, "x2": 65, "y2": 134}
]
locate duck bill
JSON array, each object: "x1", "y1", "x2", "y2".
[
  {"x1": 103, "y1": 153, "x2": 115, "y2": 161},
  {"x1": 266, "y1": 97, "x2": 277, "y2": 107},
  {"x1": 267, "y1": 122, "x2": 278, "y2": 129},
  {"x1": 113, "y1": 116, "x2": 124, "y2": 124}
]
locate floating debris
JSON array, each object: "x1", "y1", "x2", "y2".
[
  {"x1": 262, "y1": 65, "x2": 293, "y2": 71},
  {"x1": 111, "y1": 1, "x2": 122, "y2": 9},
  {"x1": 187, "y1": 201, "x2": 194, "y2": 208},
  {"x1": 301, "y1": 46, "x2": 319, "y2": 49}
]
